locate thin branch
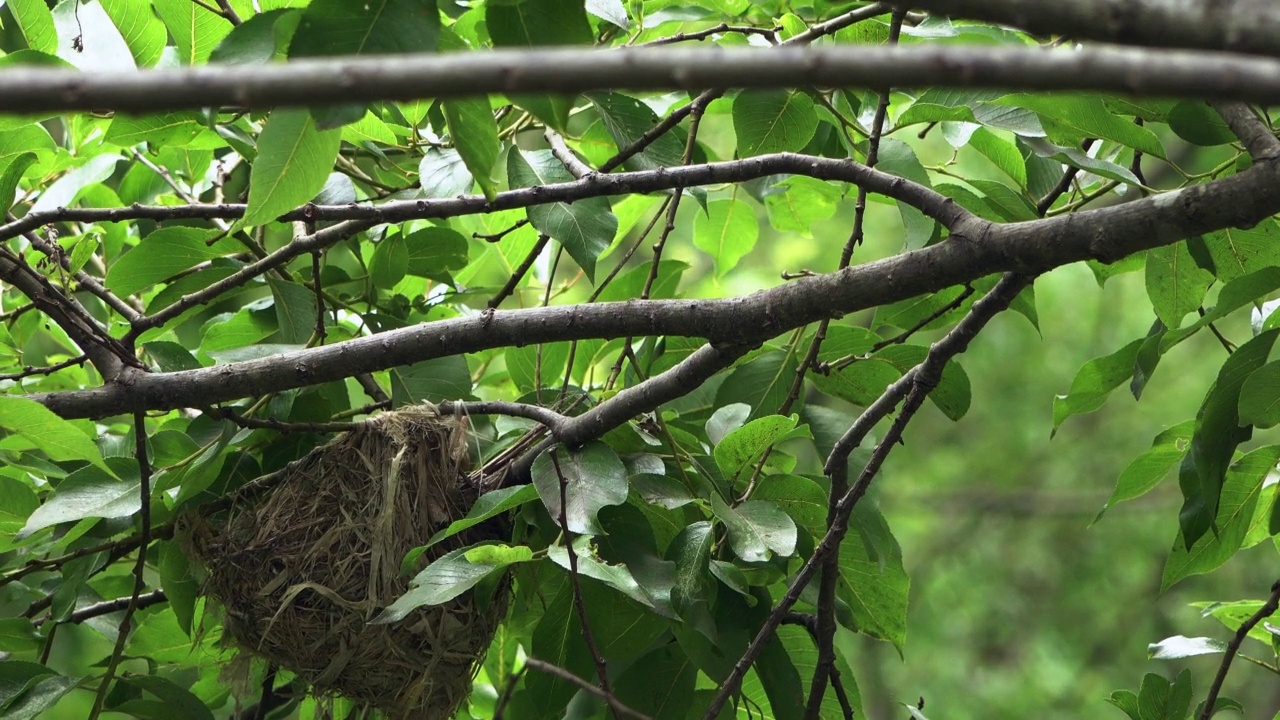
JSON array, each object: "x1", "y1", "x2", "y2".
[
  {"x1": 489, "y1": 234, "x2": 551, "y2": 310},
  {"x1": 544, "y1": 129, "x2": 596, "y2": 179},
  {"x1": 0, "y1": 354, "x2": 87, "y2": 382},
  {"x1": 1198, "y1": 579, "x2": 1280, "y2": 720},
  {"x1": 550, "y1": 450, "x2": 619, "y2": 719},
  {"x1": 636, "y1": 22, "x2": 779, "y2": 47},
  {"x1": 4, "y1": 45, "x2": 1280, "y2": 113},
  {"x1": 1036, "y1": 140, "x2": 1096, "y2": 216},
  {"x1": 36, "y1": 588, "x2": 168, "y2": 627},
  {"x1": 522, "y1": 658, "x2": 652, "y2": 720},
  {"x1": 802, "y1": 13, "x2": 906, "y2": 717},
  {"x1": 701, "y1": 274, "x2": 1032, "y2": 720},
  {"x1": 88, "y1": 412, "x2": 153, "y2": 720},
  {"x1": 202, "y1": 406, "x2": 358, "y2": 433}
]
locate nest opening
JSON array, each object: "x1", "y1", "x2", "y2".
[{"x1": 185, "y1": 405, "x2": 506, "y2": 719}]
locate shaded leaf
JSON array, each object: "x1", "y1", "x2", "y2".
[
  {"x1": 373, "y1": 544, "x2": 529, "y2": 623},
  {"x1": 531, "y1": 443, "x2": 628, "y2": 535},
  {"x1": 711, "y1": 495, "x2": 797, "y2": 562}
]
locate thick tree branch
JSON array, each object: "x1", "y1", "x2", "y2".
[
  {"x1": 7, "y1": 45, "x2": 1280, "y2": 113},
  {"x1": 27, "y1": 148, "x2": 1280, "y2": 419},
  {"x1": 901, "y1": 0, "x2": 1280, "y2": 56},
  {"x1": 1211, "y1": 101, "x2": 1280, "y2": 158}
]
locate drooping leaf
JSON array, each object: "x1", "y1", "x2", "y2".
[
  {"x1": 530, "y1": 442, "x2": 628, "y2": 535},
  {"x1": 1179, "y1": 330, "x2": 1280, "y2": 547},
  {"x1": 508, "y1": 149, "x2": 616, "y2": 281},
  {"x1": 244, "y1": 109, "x2": 342, "y2": 226},
  {"x1": 441, "y1": 94, "x2": 499, "y2": 201},
  {"x1": 116, "y1": 675, "x2": 214, "y2": 720},
  {"x1": 106, "y1": 227, "x2": 225, "y2": 296},
  {"x1": 1146, "y1": 241, "x2": 1214, "y2": 329},
  {"x1": 611, "y1": 643, "x2": 696, "y2": 720},
  {"x1": 372, "y1": 544, "x2": 530, "y2": 623},
  {"x1": 1000, "y1": 94, "x2": 1166, "y2": 158},
  {"x1": 419, "y1": 148, "x2": 474, "y2": 197},
  {"x1": 587, "y1": 92, "x2": 685, "y2": 171},
  {"x1": 1164, "y1": 445, "x2": 1280, "y2": 588},
  {"x1": 751, "y1": 475, "x2": 829, "y2": 538},
  {"x1": 158, "y1": 541, "x2": 199, "y2": 636},
  {"x1": 1103, "y1": 420, "x2": 1194, "y2": 513},
  {"x1": 877, "y1": 139, "x2": 936, "y2": 247},
  {"x1": 290, "y1": 0, "x2": 438, "y2": 58},
  {"x1": 1162, "y1": 266, "x2": 1280, "y2": 350},
  {"x1": 486, "y1": 0, "x2": 591, "y2": 130},
  {"x1": 693, "y1": 196, "x2": 759, "y2": 276},
  {"x1": 152, "y1": 0, "x2": 233, "y2": 64},
  {"x1": 837, "y1": 504, "x2": 909, "y2": 653},
  {"x1": 1053, "y1": 339, "x2": 1144, "y2": 432},
  {"x1": 714, "y1": 350, "x2": 799, "y2": 420}
]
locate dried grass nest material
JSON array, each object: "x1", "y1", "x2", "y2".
[{"x1": 186, "y1": 405, "x2": 508, "y2": 720}]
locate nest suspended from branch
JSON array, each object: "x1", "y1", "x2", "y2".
[{"x1": 186, "y1": 405, "x2": 507, "y2": 720}]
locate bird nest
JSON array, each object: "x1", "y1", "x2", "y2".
[{"x1": 185, "y1": 405, "x2": 507, "y2": 719}]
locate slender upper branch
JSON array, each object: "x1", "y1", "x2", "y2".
[{"x1": 8, "y1": 45, "x2": 1280, "y2": 113}]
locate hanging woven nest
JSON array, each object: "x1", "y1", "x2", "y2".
[{"x1": 185, "y1": 405, "x2": 508, "y2": 719}]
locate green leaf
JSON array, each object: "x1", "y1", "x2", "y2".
[
  {"x1": 587, "y1": 92, "x2": 685, "y2": 171},
  {"x1": 210, "y1": 9, "x2": 301, "y2": 65},
  {"x1": 546, "y1": 538, "x2": 659, "y2": 610},
  {"x1": 1021, "y1": 136, "x2": 1141, "y2": 187},
  {"x1": 290, "y1": 0, "x2": 437, "y2": 58},
  {"x1": 531, "y1": 442, "x2": 628, "y2": 535},
  {"x1": 714, "y1": 350, "x2": 799, "y2": 421},
  {"x1": 713, "y1": 414, "x2": 803, "y2": 482},
  {"x1": 611, "y1": 644, "x2": 696, "y2": 720},
  {"x1": 711, "y1": 495, "x2": 797, "y2": 562},
  {"x1": 877, "y1": 139, "x2": 935, "y2": 247},
  {"x1": 1168, "y1": 102, "x2": 1237, "y2": 147},
  {"x1": 402, "y1": 227, "x2": 469, "y2": 279},
  {"x1": 373, "y1": 543, "x2": 528, "y2": 624},
  {"x1": 19, "y1": 460, "x2": 138, "y2": 538},
  {"x1": 1240, "y1": 360, "x2": 1280, "y2": 428},
  {"x1": 508, "y1": 149, "x2": 616, "y2": 281},
  {"x1": 266, "y1": 278, "x2": 317, "y2": 344},
  {"x1": 968, "y1": 127, "x2": 1027, "y2": 187},
  {"x1": 0, "y1": 152, "x2": 37, "y2": 215},
  {"x1": 142, "y1": 341, "x2": 202, "y2": 372},
  {"x1": 1146, "y1": 241, "x2": 1214, "y2": 329},
  {"x1": 585, "y1": 0, "x2": 628, "y2": 29},
  {"x1": 244, "y1": 109, "x2": 342, "y2": 226},
  {"x1": 152, "y1": 0, "x2": 233, "y2": 64},
  {"x1": 694, "y1": 196, "x2": 759, "y2": 276},
  {"x1": 751, "y1": 634, "x2": 805, "y2": 720},
  {"x1": 442, "y1": 95, "x2": 499, "y2": 201},
  {"x1": 1103, "y1": 421, "x2": 1193, "y2": 512},
  {"x1": 369, "y1": 234, "x2": 410, "y2": 289},
  {"x1": 0, "y1": 476, "x2": 38, "y2": 534},
  {"x1": 389, "y1": 356, "x2": 472, "y2": 406},
  {"x1": 751, "y1": 475, "x2": 829, "y2": 537},
  {"x1": 419, "y1": 149, "x2": 473, "y2": 197},
  {"x1": 667, "y1": 521, "x2": 714, "y2": 632},
  {"x1": 1000, "y1": 95, "x2": 1166, "y2": 159},
  {"x1": 0, "y1": 667, "x2": 79, "y2": 720},
  {"x1": 764, "y1": 176, "x2": 842, "y2": 235},
  {"x1": 486, "y1": 0, "x2": 591, "y2": 130},
  {"x1": 101, "y1": 0, "x2": 168, "y2": 66},
  {"x1": 1164, "y1": 445, "x2": 1280, "y2": 588},
  {"x1": 1053, "y1": 338, "x2": 1143, "y2": 432},
  {"x1": 875, "y1": 345, "x2": 971, "y2": 421},
  {"x1": 158, "y1": 541, "x2": 199, "y2": 636},
  {"x1": 0, "y1": 396, "x2": 110, "y2": 474},
  {"x1": 8, "y1": 0, "x2": 57, "y2": 54},
  {"x1": 1203, "y1": 225, "x2": 1280, "y2": 283},
  {"x1": 733, "y1": 89, "x2": 819, "y2": 157},
  {"x1": 106, "y1": 227, "x2": 224, "y2": 296},
  {"x1": 118, "y1": 675, "x2": 214, "y2": 720},
  {"x1": 837, "y1": 504, "x2": 909, "y2": 653},
  {"x1": 422, "y1": 484, "x2": 539, "y2": 552},
  {"x1": 106, "y1": 112, "x2": 207, "y2": 146},
  {"x1": 1179, "y1": 329, "x2": 1280, "y2": 547},
  {"x1": 1163, "y1": 266, "x2": 1280, "y2": 350}
]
